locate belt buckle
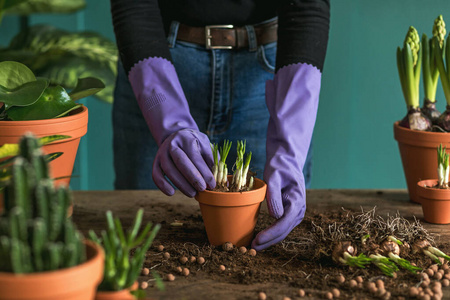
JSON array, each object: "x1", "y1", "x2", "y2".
[{"x1": 205, "y1": 25, "x2": 234, "y2": 49}]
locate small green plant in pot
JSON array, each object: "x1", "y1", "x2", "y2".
[
  {"x1": 88, "y1": 208, "x2": 161, "y2": 300},
  {"x1": 195, "y1": 140, "x2": 267, "y2": 247},
  {"x1": 417, "y1": 144, "x2": 450, "y2": 224},
  {"x1": 0, "y1": 133, "x2": 104, "y2": 300}
]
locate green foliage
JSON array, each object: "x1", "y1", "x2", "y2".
[
  {"x1": 0, "y1": 61, "x2": 104, "y2": 121},
  {"x1": 88, "y1": 208, "x2": 161, "y2": 292},
  {"x1": 0, "y1": 24, "x2": 117, "y2": 103},
  {"x1": 0, "y1": 133, "x2": 85, "y2": 273},
  {"x1": 4, "y1": 0, "x2": 85, "y2": 14}
]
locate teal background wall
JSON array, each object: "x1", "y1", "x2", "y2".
[{"x1": 1, "y1": 0, "x2": 450, "y2": 190}]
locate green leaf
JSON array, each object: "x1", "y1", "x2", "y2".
[
  {"x1": 0, "y1": 79, "x2": 48, "y2": 110},
  {"x1": 69, "y1": 77, "x2": 105, "y2": 101},
  {"x1": 4, "y1": 0, "x2": 86, "y2": 14},
  {"x1": 0, "y1": 25, "x2": 116, "y2": 103},
  {"x1": 6, "y1": 86, "x2": 82, "y2": 120},
  {"x1": 3, "y1": 0, "x2": 28, "y2": 10},
  {"x1": 0, "y1": 144, "x2": 18, "y2": 160},
  {"x1": 0, "y1": 61, "x2": 36, "y2": 89}
]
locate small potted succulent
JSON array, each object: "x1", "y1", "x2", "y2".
[
  {"x1": 417, "y1": 144, "x2": 450, "y2": 224},
  {"x1": 0, "y1": 61, "x2": 104, "y2": 187},
  {"x1": 0, "y1": 133, "x2": 104, "y2": 300},
  {"x1": 394, "y1": 16, "x2": 450, "y2": 203},
  {"x1": 88, "y1": 208, "x2": 161, "y2": 300},
  {"x1": 195, "y1": 140, "x2": 267, "y2": 247}
]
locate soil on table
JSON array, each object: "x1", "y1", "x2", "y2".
[
  {"x1": 139, "y1": 207, "x2": 450, "y2": 300},
  {"x1": 73, "y1": 193, "x2": 450, "y2": 300}
]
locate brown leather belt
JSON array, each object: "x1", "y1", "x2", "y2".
[{"x1": 176, "y1": 20, "x2": 278, "y2": 50}]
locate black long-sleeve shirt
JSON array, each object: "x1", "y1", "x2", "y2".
[{"x1": 110, "y1": 0, "x2": 330, "y2": 74}]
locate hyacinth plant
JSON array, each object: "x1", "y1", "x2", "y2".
[
  {"x1": 437, "y1": 144, "x2": 450, "y2": 188},
  {"x1": 422, "y1": 15, "x2": 446, "y2": 122},
  {"x1": 210, "y1": 140, "x2": 255, "y2": 192},
  {"x1": 433, "y1": 17, "x2": 450, "y2": 131},
  {"x1": 397, "y1": 26, "x2": 431, "y2": 131}
]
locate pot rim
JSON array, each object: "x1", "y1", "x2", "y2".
[
  {"x1": 195, "y1": 176, "x2": 267, "y2": 207},
  {"x1": 0, "y1": 106, "x2": 87, "y2": 126},
  {"x1": 417, "y1": 179, "x2": 450, "y2": 201},
  {"x1": 0, "y1": 239, "x2": 103, "y2": 279}
]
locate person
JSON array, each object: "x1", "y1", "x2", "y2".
[{"x1": 110, "y1": 0, "x2": 330, "y2": 251}]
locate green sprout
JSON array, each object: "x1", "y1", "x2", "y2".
[
  {"x1": 433, "y1": 18, "x2": 450, "y2": 106},
  {"x1": 437, "y1": 144, "x2": 449, "y2": 188},
  {"x1": 397, "y1": 26, "x2": 422, "y2": 109},
  {"x1": 369, "y1": 254, "x2": 399, "y2": 277},
  {"x1": 230, "y1": 140, "x2": 253, "y2": 192},
  {"x1": 211, "y1": 140, "x2": 232, "y2": 190}
]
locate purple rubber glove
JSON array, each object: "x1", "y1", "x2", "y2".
[
  {"x1": 128, "y1": 57, "x2": 215, "y2": 197},
  {"x1": 252, "y1": 63, "x2": 322, "y2": 251}
]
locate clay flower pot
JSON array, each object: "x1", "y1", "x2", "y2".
[
  {"x1": 394, "y1": 121, "x2": 450, "y2": 203},
  {"x1": 0, "y1": 106, "x2": 88, "y2": 214},
  {"x1": 195, "y1": 176, "x2": 267, "y2": 247},
  {"x1": 417, "y1": 179, "x2": 450, "y2": 224},
  {"x1": 0, "y1": 106, "x2": 88, "y2": 186},
  {"x1": 95, "y1": 282, "x2": 139, "y2": 300},
  {"x1": 0, "y1": 240, "x2": 104, "y2": 300}
]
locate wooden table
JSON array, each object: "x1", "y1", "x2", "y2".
[{"x1": 72, "y1": 189, "x2": 450, "y2": 299}]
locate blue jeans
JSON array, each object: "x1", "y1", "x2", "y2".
[{"x1": 113, "y1": 19, "x2": 313, "y2": 190}]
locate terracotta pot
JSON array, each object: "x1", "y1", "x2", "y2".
[
  {"x1": 0, "y1": 240, "x2": 104, "y2": 300},
  {"x1": 0, "y1": 106, "x2": 88, "y2": 214},
  {"x1": 394, "y1": 121, "x2": 450, "y2": 203},
  {"x1": 95, "y1": 282, "x2": 139, "y2": 300},
  {"x1": 195, "y1": 176, "x2": 267, "y2": 247},
  {"x1": 417, "y1": 179, "x2": 450, "y2": 224}
]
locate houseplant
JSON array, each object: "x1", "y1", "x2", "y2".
[
  {"x1": 0, "y1": 0, "x2": 117, "y2": 104},
  {"x1": 88, "y1": 208, "x2": 161, "y2": 300},
  {"x1": 0, "y1": 133, "x2": 104, "y2": 299},
  {"x1": 0, "y1": 61, "x2": 104, "y2": 187},
  {"x1": 417, "y1": 144, "x2": 450, "y2": 224},
  {"x1": 394, "y1": 16, "x2": 450, "y2": 203},
  {"x1": 195, "y1": 140, "x2": 267, "y2": 247}
]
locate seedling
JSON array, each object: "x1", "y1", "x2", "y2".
[
  {"x1": 437, "y1": 144, "x2": 450, "y2": 188},
  {"x1": 210, "y1": 140, "x2": 255, "y2": 192}
]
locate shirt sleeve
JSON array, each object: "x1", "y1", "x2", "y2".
[
  {"x1": 110, "y1": 0, "x2": 172, "y2": 74},
  {"x1": 276, "y1": 0, "x2": 330, "y2": 72}
]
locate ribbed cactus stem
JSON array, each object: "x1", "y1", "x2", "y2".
[{"x1": 0, "y1": 133, "x2": 85, "y2": 274}]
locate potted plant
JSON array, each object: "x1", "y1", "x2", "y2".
[
  {"x1": 417, "y1": 144, "x2": 450, "y2": 224},
  {"x1": 195, "y1": 140, "x2": 267, "y2": 247},
  {"x1": 0, "y1": 61, "x2": 104, "y2": 187},
  {"x1": 394, "y1": 16, "x2": 450, "y2": 203},
  {"x1": 0, "y1": 133, "x2": 104, "y2": 299},
  {"x1": 88, "y1": 208, "x2": 161, "y2": 300}
]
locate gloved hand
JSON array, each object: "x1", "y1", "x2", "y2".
[
  {"x1": 252, "y1": 63, "x2": 322, "y2": 251},
  {"x1": 128, "y1": 57, "x2": 215, "y2": 197}
]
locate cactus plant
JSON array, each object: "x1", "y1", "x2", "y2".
[
  {"x1": 0, "y1": 133, "x2": 85, "y2": 273},
  {"x1": 88, "y1": 208, "x2": 160, "y2": 292}
]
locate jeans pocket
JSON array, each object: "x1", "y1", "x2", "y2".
[{"x1": 257, "y1": 42, "x2": 277, "y2": 74}]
